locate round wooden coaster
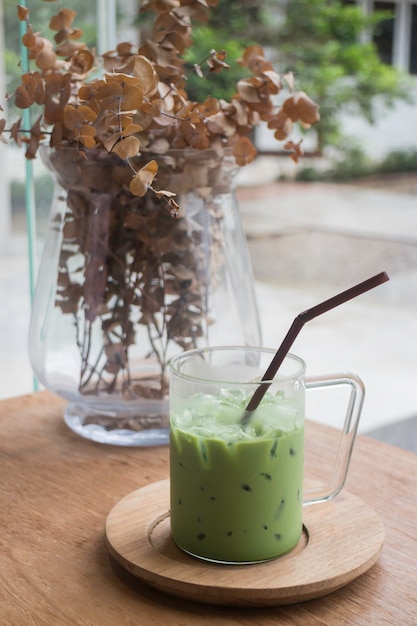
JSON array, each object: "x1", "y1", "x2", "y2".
[{"x1": 105, "y1": 480, "x2": 385, "y2": 607}]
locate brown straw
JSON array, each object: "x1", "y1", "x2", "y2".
[{"x1": 241, "y1": 271, "x2": 389, "y2": 424}]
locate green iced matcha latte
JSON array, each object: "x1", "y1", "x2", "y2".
[{"x1": 170, "y1": 390, "x2": 304, "y2": 563}]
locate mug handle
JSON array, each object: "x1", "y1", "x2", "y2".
[{"x1": 303, "y1": 373, "x2": 365, "y2": 506}]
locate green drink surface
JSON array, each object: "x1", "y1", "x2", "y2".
[{"x1": 170, "y1": 391, "x2": 304, "y2": 563}]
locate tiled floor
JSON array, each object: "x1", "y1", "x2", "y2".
[{"x1": 237, "y1": 169, "x2": 417, "y2": 448}]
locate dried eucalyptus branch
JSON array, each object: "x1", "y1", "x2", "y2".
[{"x1": 1, "y1": 1, "x2": 319, "y2": 401}]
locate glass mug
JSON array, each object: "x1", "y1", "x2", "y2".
[{"x1": 168, "y1": 346, "x2": 365, "y2": 564}]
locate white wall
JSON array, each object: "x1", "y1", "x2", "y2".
[
  {"x1": 340, "y1": 88, "x2": 417, "y2": 160},
  {"x1": 255, "y1": 85, "x2": 417, "y2": 163}
]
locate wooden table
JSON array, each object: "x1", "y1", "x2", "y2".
[{"x1": 1, "y1": 391, "x2": 416, "y2": 625}]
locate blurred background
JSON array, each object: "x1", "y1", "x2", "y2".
[{"x1": 0, "y1": 0, "x2": 416, "y2": 449}]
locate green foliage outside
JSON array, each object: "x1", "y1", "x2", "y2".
[
  {"x1": 3, "y1": 0, "x2": 97, "y2": 91},
  {"x1": 181, "y1": 0, "x2": 258, "y2": 102},
  {"x1": 295, "y1": 147, "x2": 417, "y2": 182},
  {"x1": 268, "y1": 0, "x2": 413, "y2": 154},
  {"x1": 3, "y1": 0, "x2": 255, "y2": 110},
  {"x1": 179, "y1": 0, "x2": 414, "y2": 158},
  {"x1": 3, "y1": 0, "x2": 414, "y2": 162},
  {"x1": 3, "y1": 0, "x2": 133, "y2": 101},
  {"x1": 183, "y1": 27, "x2": 250, "y2": 102}
]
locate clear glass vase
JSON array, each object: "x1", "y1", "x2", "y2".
[{"x1": 28, "y1": 147, "x2": 261, "y2": 445}]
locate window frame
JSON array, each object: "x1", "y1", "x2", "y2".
[{"x1": 357, "y1": 0, "x2": 417, "y2": 73}]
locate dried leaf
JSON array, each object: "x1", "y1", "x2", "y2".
[
  {"x1": 283, "y1": 71, "x2": 294, "y2": 92},
  {"x1": 31, "y1": 71, "x2": 46, "y2": 105},
  {"x1": 49, "y1": 9, "x2": 77, "y2": 31},
  {"x1": 119, "y1": 84, "x2": 144, "y2": 111},
  {"x1": 166, "y1": 197, "x2": 180, "y2": 219},
  {"x1": 129, "y1": 160, "x2": 158, "y2": 196},
  {"x1": 233, "y1": 136, "x2": 257, "y2": 166},
  {"x1": 262, "y1": 70, "x2": 282, "y2": 94},
  {"x1": 55, "y1": 40, "x2": 85, "y2": 56},
  {"x1": 24, "y1": 115, "x2": 45, "y2": 159},
  {"x1": 111, "y1": 136, "x2": 140, "y2": 159},
  {"x1": 122, "y1": 122, "x2": 143, "y2": 136},
  {"x1": 14, "y1": 72, "x2": 46, "y2": 109},
  {"x1": 17, "y1": 5, "x2": 29, "y2": 20},
  {"x1": 237, "y1": 78, "x2": 262, "y2": 104},
  {"x1": 14, "y1": 84, "x2": 33, "y2": 109},
  {"x1": 202, "y1": 97, "x2": 220, "y2": 117},
  {"x1": 267, "y1": 111, "x2": 293, "y2": 140},
  {"x1": 0, "y1": 119, "x2": 7, "y2": 144},
  {"x1": 69, "y1": 48, "x2": 95, "y2": 75},
  {"x1": 207, "y1": 49, "x2": 230, "y2": 73},
  {"x1": 76, "y1": 124, "x2": 96, "y2": 148},
  {"x1": 64, "y1": 103, "x2": 97, "y2": 130},
  {"x1": 35, "y1": 48, "x2": 57, "y2": 71},
  {"x1": 284, "y1": 139, "x2": 304, "y2": 163},
  {"x1": 21, "y1": 26, "x2": 36, "y2": 49},
  {"x1": 122, "y1": 55, "x2": 159, "y2": 97},
  {"x1": 283, "y1": 92, "x2": 320, "y2": 125},
  {"x1": 194, "y1": 63, "x2": 204, "y2": 78},
  {"x1": 142, "y1": 0, "x2": 180, "y2": 11},
  {"x1": 10, "y1": 118, "x2": 23, "y2": 145},
  {"x1": 294, "y1": 91, "x2": 320, "y2": 125},
  {"x1": 237, "y1": 45, "x2": 271, "y2": 73},
  {"x1": 43, "y1": 73, "x2": 72, "y2": 124},
  {"x1": 103, "y1": 132, "x2": 121, "y2": 152}
]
